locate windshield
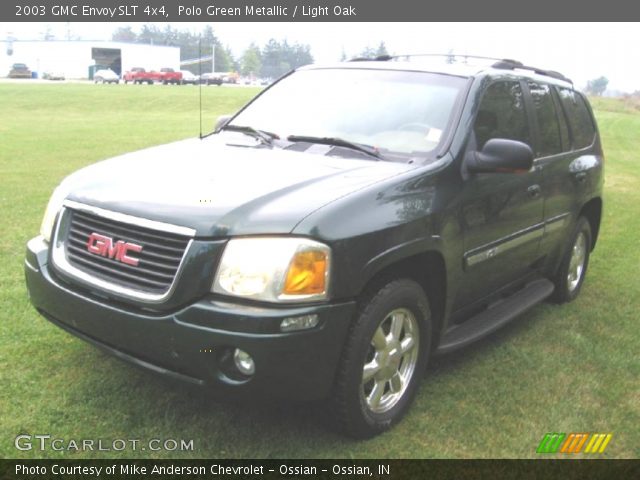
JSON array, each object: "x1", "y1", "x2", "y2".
[{"x1": 229, "y1": 68, "x2": 466, "y2": 159}]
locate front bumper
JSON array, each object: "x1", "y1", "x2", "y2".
[{"x1": 25, "y1": 236, "x2": 356, "y2": 401}]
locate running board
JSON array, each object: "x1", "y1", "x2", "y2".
[{"x1": 436, "y1": 279, "x2": 554, "y2": 355}]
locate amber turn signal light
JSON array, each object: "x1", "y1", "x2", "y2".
[{"x1": 283, "y1": 250, "x2": 327, "y2": 295}]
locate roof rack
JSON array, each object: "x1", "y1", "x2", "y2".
[
  {"x1": 349, "y1": 53, "x2": 504, "y2": 63},
  {"x1": 491, "y1": 59, "x2": 572, "y2": 84},
  {"x1": 348, "y1": 53, "x2": 572, "y2": 84}
]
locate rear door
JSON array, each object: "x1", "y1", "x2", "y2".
[{"x1": 534, "y1": 86, "x2": 599, "y2": 259}]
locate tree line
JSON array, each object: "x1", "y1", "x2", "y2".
[
  {"x1": 111, "y1": 24, "x2": 314, "y2": 79},
  {"x1": 112, "y1": 25, "x2": 393, "y2": 79}
]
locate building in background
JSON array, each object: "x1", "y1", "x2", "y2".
[{"x1": 2, "y1": 39, "x2": 180, "y2": 79}]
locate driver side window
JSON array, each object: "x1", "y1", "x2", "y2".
[{"x1": 474, "y1": 81, "x2": 531, "y2": 150}]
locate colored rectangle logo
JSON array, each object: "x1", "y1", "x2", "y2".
[{"x1": 537, "y1": 433, "x2": 612, "y2": 454}]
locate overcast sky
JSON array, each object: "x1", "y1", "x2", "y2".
[{"x1": 2, "y1": 22, "x2": 638, "y2": 91}]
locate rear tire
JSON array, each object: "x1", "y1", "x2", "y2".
[
  {"x1": 552, "y1": 216, "x2": 592, "y2": 303},
  {"x1": 331, "y1": 279, "x2": 431, "y2": 438}
]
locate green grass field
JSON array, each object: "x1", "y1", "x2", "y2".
[{"x1": 0, "y1": 84, "x2": 638, "y2": 459}]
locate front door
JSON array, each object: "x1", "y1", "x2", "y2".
[{"x1": 455, "y1": 80, "x2": 545, "y2": 308}]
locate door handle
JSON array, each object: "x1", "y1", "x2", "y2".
[
  {"x1": 575, "y1": 172, "x2": 587, "y2": 183},
  {"x1": 527, "y1": 185, "x2": 541, "y2": 198}
]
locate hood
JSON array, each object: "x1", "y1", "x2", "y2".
[{"x1": 63, "y1": 136, "x2": 415, "y2": 237}]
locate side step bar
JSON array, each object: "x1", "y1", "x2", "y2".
[{"x1": 436, "y1": 279, "x2": 555, "y2": 355}]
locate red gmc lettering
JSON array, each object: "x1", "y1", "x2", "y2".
[{"x1": 86, "y1": 233, "x2": 142, "y2": 266}]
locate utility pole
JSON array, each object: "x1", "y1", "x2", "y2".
[{"x1": 212, "y1": 44, "x2": 215, "y2": 73}]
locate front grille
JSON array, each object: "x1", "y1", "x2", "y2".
[{"x1": 64, "y1": 209, "x2": 191, "y2": 294}]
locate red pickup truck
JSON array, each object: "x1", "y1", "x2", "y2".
[
  {"x1": 123, "y1": 67, "x2": 183, "y2": 85},
  {"x1": 158, "y1": 68, "x2": 183, "y2": 85}
]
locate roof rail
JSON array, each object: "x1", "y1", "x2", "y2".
[
  {"x1": 379, "y1": 53, "x2": 514, "y2": 63},
  {"x1": 348, "y1": 55, "x2": 393, "y2": 62},
  {"x1": 347, "y1": 53, "x2": 573, "y2": 85},
  {"x1": 491, "y1": 59, "x2": 572, "y2": 84}
]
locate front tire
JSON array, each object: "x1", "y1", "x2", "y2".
[
  {"x1": 332, "y1": 279, "x2": 431, "y2": 438},
  {"x1": 552, "y1": 216, "x2": 592, "y2": 303}
]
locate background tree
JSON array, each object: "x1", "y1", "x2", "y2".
[
  {"x1": 199, "y1": 25, "x2": 219, "y2": 74},
  {"x1": 225, "y1": 45, "x2": 241, "y2": 73},
  {"x1": 446, "y1": 49, "x2": 456, "y2": 64},
  {"x1": 108, "y1": 25, "x2": 312, "y2": 77},
  {"x1": 283, "y1": 42, "x2": 313, "y2": 73},
  {"x1": 355, "y1": 42, "x2": 389, "y2": 59},
  {"x1": 240, "y1": 43, "x2": 262, "y2": 77},
  {"x1": 111, "y1": 26, "x2": 137, "y2": 43},
  {"x1": 259, "y1": 39, "x2": 313, "y2": 79},
  {"x1": 586, "y1": 76, "x2": 609, "y2": 96},
  {"x1": 40, "y1": 25, "x2": 55, "y2": 41},
  {"x1": 137, "y1": 24, "x2": 163, "y2": 45},
  {"x1": 260, "y1": 39, "x2": 284, "y2": 79},
  {"x1": 214, "y1": 44, "x2": 233, "y2": 72},
  {"x1": 375, "y1": 41, "x2": 389, "y2": 57},
  {"x1": 358, "y1": 45, "x2": 377, "y2": 58}
]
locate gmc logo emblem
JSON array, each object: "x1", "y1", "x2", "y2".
[{"x1": 86, "y1": 232, "x2": 143, "y2": 266}]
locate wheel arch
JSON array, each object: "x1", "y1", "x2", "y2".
[{"x1": 357, "y1": 249, "x2": 447, "y2": 350}]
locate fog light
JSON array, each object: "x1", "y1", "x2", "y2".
[
  {"x1": 233, "y1": 348, "x2": 255, "y2": 376},
  {"x1": 280, "y1": 314, "x2": 319, "y2": 332}
]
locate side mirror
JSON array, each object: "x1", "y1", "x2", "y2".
[
  {"x1": 467, "y1": 138, "x2": 534, "y2": 174},
  {"x1": 214, "y1": 114, "x2": 232, "y2": 132}
]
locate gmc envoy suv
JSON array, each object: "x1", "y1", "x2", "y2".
[{"x1": 25, "y1": 57, "x2": 603, "y2": 438}]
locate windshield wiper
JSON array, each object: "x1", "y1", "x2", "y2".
[
  {"x1": 286, "y1": 135, "x2": 383, "y2": 160},
  {"x1": 221, "y1": 125, "x2": 278, "y2": 145}
]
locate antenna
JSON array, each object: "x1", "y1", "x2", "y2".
[{"x1": 199, "y1": 35, "x2": 203, "y2": 139}]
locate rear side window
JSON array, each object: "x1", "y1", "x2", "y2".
[
  {"x1": 554, "y1": 92, "x2": 571, "y2": 152},
  {"x1": 474, "y1": 81, "x2": 531, "y2": 150},
  {"x1": 557, "y1": 88, "x2": 596, "y2": 149},
  {"x1": 528, "y1": 82, "x2": 562, "y2": 157}
]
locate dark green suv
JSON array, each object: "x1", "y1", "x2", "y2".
[{"x1": 25, "y1": 57, "x2": 603, "y2": 438}]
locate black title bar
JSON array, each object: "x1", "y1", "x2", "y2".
[
  {"x1": 1, "y1": 459, "x2": 639, "y2": 480},
  {"x1": 2, "y1": 0, "x2": 640, "y2": 21}
]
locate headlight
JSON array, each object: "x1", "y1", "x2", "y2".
[
  {"x1": 212, "y1": 237, "x2": 331, "y2": 303},
  {"x1": 39, "y1": 186, "x2": 67, "y2": 242}
]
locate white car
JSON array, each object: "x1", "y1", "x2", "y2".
[
  {"x1": 180, "y1": 70, "x2": 199, "y2": 85},
  {"x1": 42, "y1": 71, "x2": 66, "y2": 81},
  {"x1": 94, "y1": 69, "x2": 119, "y2": 84}
]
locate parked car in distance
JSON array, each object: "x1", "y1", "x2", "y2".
[
  {"x1": 8, "y1": 63, "x2": 31, "y2": 78},
  {"x1": 123, "y1": 67, "x2": 182, "y2": 85},
  {"x1": 42, "y1": 71, "x2": 66, "y2": 81},
  {"x1": 26, "y1": 56, "x2": 604, "y2": 439},
  {"x1": 200, "y1": 72, "x2": 223, "y2": 86},
  {"x1": 221, "y1": 72, "x2": 240, "y2": 84},
  {"x1": 94, "y1": 69, "x2": 119, "y2": 84},
  {"x1": 180, "y1": 70, "x2": 199, "y2": 85},
  {"x1": 123, "y1": 67, "x2": 154, "y2": 84},
  {"x1": 158, "y1": 68, "x2": 183, "y2": 85}
]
